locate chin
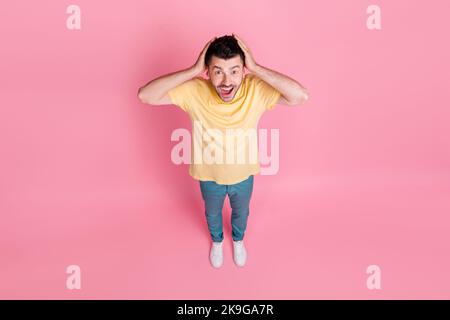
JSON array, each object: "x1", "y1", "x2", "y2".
[{"x1": 221, "y1": 95, "x2": 234, "y2": 102}]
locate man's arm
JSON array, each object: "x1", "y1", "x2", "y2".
[
  {"x1": 137, "y1": 66, "x2": 199, "y2": 105},
  {"x1": 137, "y1": 37, "x2": 215, "y2": 106},
  {"x1": 253, "y1": 64, "x2": 309, "y2": 106},
  {"x1": 232, "y1": 33, "x2": 309, "y2": 106}
]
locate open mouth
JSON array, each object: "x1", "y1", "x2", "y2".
[{"x1": 220, "y1": 86, "x2": 234, "y2": 97}]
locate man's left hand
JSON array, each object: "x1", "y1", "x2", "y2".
[{"x1": 233, "y1": 33, "x2": 259, "y2": 73}]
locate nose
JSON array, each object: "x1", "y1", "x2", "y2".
[{"x1": 222, "y1": 75, "x2": 231, "y2": 86}]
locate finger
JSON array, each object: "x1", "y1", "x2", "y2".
[
  {"x1": 235, "y1": 38, "x2": 246, "y2": 49},
  {"x1": 203, "y1": 39, "x2": 214, "y2": 52},
  {"x1": 234, "y1": 34, "x2": 244, "y2": 45},
  {"x1": 239, "y1": 43, "x2": 249, "y2": 53},
  {"x1": 233, "y1": 33, "x2": 244, "y2": 45},
  {"x1": 236, "y1": 38, "x2": 248, "y2": 51}
]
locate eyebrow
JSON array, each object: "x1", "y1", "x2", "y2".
[{"x1": 213, "y1": 65, "x2": 240, "y2": 70}]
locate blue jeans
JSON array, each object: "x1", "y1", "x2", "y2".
[{"x1": 199, "y1": 175, "x2": 254, "y2": 242}]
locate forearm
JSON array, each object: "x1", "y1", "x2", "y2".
[
  {"x1": 138, "y1": 66, "x2": 199, "y2": 104},
  {"x1": 253, "y1": 64, "x2": 309, "y2": 104}
]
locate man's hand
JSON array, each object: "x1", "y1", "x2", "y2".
[
  {"x1": 232, "y1": 33, "x2": 258, "y2": 73},
  {"x1": 138, "y1": 37, "x2": 216, "y2": 105},
  {"x1": 192, "y1": 37, "x2": 216, "y2": 76},
  {"x1": 232, "y1": 33, "x2": 309, "y2": 105}
]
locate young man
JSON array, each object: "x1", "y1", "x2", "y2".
[{"x1": 138, "y1": 34, "x2": 309, "y2": 268}]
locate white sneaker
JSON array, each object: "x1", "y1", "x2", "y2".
[
  {"x1": 210, "y1": 241, "x2": 223, "y2": 268},
  {"x1": 233, "y1": 240, "x2": 247, "y2": 267}
]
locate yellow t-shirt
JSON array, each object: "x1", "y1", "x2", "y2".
[{"x1": 168, "y1": 73, "x2": 281, "y2": 185}]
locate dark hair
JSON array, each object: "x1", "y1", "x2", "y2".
[{"x1": 204, "y1": 35, "x2": 245, "y2": 67}]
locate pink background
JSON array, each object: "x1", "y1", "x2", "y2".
[{"x1": 1, "y1": 0, "x2": 449, "y2": 299}]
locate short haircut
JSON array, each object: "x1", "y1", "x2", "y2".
[{"x1": 204, "y1": 35, "x2": 246, "y2": 67}]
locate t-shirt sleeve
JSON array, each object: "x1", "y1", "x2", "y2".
[
  {"x1": 254, "y1": 76, "x2": 282, "y2": 111},
  {"x1": 167, "y1": 78, "x2": 199, "y2": 113}
]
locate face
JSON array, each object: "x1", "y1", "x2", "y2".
[{"x1": 207, "y1": 55, "x2": 244, "y2": 102}]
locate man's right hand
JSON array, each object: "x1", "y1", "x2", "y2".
[
  {"x1": 192, "y1": 37, "x2": 216, "y2": 76},
  {"x1": 138, "y1": 36, "x2": 216, "y2": 106}
]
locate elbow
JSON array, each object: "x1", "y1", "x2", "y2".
[
  {"x1": 302, "y1": 89, "x2": 310, "y2": 103},
  {"x1": 137, "y1": 87, "x2": 150, "y2": 104},
  {"x1": 289, "y1": 89, "x2": 309, "y2": 106},
  {"x1": 297, "y1": 88, "x2": 310, "y2": 105}
]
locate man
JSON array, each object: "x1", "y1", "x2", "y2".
[{"x1": 138, "y1": 34, "x2": 309, "y2": 268}]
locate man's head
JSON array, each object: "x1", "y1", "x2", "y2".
[{"x1": 204, "y1": 35, "x2": 246, "y2": 102}]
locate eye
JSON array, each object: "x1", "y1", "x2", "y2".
[{"x1": 215, "y1": 71, "x2": 221, "y2": 75}]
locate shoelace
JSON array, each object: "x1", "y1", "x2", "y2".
[{"x1": 234, "y1": 242, "x2": 245, "y2": 252}]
